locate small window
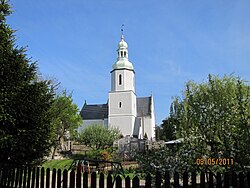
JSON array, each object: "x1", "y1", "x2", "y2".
[
  {"x1": 119, "y1": 74, "x2": 122, "y2": 85},
  {"x1": 121, "y1": 51, "x2": 123, "y2": 57},
  {"x1": 124, "y1": 51, "x2": 126, "y2": 57},
  {"x1": 119, "y1": 102, "x2": 122, "y2": 108}
]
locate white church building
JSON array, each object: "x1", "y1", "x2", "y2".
[{"x1": 79, "y1": 35, "x2": 156, "y2": 140}]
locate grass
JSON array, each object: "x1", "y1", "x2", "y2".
[{"x1": 42, "y1": 159, "x2": 73, "y2": 170}]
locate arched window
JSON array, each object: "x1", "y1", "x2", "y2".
[
  {"x1": 124, "y1": 51, "x2": 127, "y2": 57},
  {"x1": 121, "y1": 51, "x2": 123, "y2": 57},
  {"x1": 119, "y1": 102, "x2": 122, "y2": 108},
  {"x1": 119, "y1": 74, "x2": 122, "y2": 85}
]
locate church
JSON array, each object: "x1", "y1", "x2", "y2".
[{"x1": 79, "y1": 34, "x2": 156, "y2": 140}]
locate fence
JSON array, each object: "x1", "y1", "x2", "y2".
[{"x1": 0, "y1": 166, "x2": 249, "y2": 188}]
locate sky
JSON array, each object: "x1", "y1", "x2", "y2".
[{"x1": 7, "y1": 0, "x2": 250, "y2": 125}]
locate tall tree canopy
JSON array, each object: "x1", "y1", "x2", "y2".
[
  {"x1": 138, "y1": 75, "x2": 250, "y2": 174},
  {"x1": 50, "y1": 90, "x2": 82, "y2": 159},
  {"x1": 0, "y1": 0, "x2": 55, "y2": 165},
  {"x1": 174, "y1": 74, "x2": 250, "y2": 172}
]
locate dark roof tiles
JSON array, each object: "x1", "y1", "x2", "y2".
[
  {"x1": 80, "y1": 96, "x2": 152, "y2": 120},
  {"x1": 137, "y1": 96, "x2": 152, "y2": 117},
  {"x1": 80, "y1": 103, "x2": 108, "y2": 120}
]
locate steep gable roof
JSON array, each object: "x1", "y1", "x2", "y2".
[
  {"x1": 137, "y1": 96, "x2": 152, "y2": 117},
  {"x1": 80, "y1": 103, "x2": 108, "y2": 120}
]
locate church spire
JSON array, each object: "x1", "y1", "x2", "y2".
[
  {"x1": 117, "y1": 25, "x2": 128, "y2": 60},
  {"x1": 112, "y1": 28, "x2": 133, "y2": 71}
]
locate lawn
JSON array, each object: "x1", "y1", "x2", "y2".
[{"x1": 42, "y1": 159, "x2": 73, "y2": 170}]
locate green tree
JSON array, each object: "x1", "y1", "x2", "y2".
[
  {"x1": 50, "y1": 90, "x2": 82, "y2": 159},
  {"x1": 137, "y1": 75, "x2": 250, "y2": 174},
  {"x1": 0, "y1": 0, "x2": 55, "y2": 165},
  {"x1": 175, "y1": 74, "x2": 250, "y2": 172},
  {"x1": 78, "y1": 124, "x2": 121, "y2": 150}
]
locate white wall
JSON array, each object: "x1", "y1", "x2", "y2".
[
  {"x1": 77, "y1": 119, "x2": 108, "y2": 132},
  {"x1": 111, "y1": 69, "x2": 135, "y2": 92}
]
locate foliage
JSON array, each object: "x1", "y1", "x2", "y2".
[
  {"x1": 175, "y1": 75, "x2": 249, "y2": 172},
  {"x1": 50, "y1": 90, "x2": 82, "y2": 158},
  {"x1": 78, "y1": 124, "x2": 121, "y2": 150},
  {"x1": 0, "y1": 0, "x2": 55, "y2": 165},
  {"x1": 100, "y1": 150, "x2": 112, "y2": 161},
  {"x1": 137, "y1": 74, "x2": 250, "y2": 173},
  {"x1": 159, "y1": 98, "x2": 183, "y2": 141},
  {"x1": 135, "y1": 145, "x2": 185, "y2": 176}
]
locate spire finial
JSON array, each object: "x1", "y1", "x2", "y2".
[{"x1": 121, "y1": 24, "x2": 124, "y2": 39}]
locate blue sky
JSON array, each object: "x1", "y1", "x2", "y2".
[{"x1": 7, "y1": 0, "x2": 250, "y2": 125}]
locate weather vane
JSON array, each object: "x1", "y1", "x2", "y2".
[{"x1": 121, "y1": 24, "x2": 125, "y2": 36}]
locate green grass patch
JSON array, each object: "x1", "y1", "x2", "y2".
[{"x1": 42, "y1": 159, "x2": 74, "y2": 170}]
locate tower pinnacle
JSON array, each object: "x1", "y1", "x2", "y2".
[{"x1": 121, "y1": 24, "x2": 124, "y2": 39}]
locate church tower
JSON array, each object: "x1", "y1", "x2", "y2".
[{"x1": 108, "y1": 35, "x2": 137, "y2": 136}]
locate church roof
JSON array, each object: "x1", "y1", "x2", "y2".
[
  {"x1": 80, "y1": 103, "x2": 108, "y2": 120},
  {"x1": 137, "y1": 96, "x2": 152, "y2": 117},
  {"x1": 80, "y1": 96, "x2": 152, "y2": 120}
]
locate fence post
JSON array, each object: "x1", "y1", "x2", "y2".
[
  {"x1": 51, "y1": 168, "x2": 56, "y2": 188},
  {"x1": 31, "y1": 167, "x2": 36, "y2": 188},
  {"x1": 191, "y1": 172, "x2": 196, "y2": 188},
  {"x1": 224, "y1": 172, "x2": 229, "y2": 188},
  {"x1": 40, "y1": 167, "x2": 45, "y2": 188},
  {"x1": 35, "y1": 167, "x2": 40, "y2": 188},
  {"x1": 115, "y1": 175, "x2": 122, "y2": 188},
  {"x1": 99, "y1": 173, "x2": 104, "y2": 188},
  {"x1": 125, "y1": 176, "x2": 130, "y2": 188},
  {"x1": 174, "y1": 172, "x2": 179, "y2": 188},
  {"x1": 63, "y1": 169, "x2": 68, "y2": 188},
  {"x1": 83, "y1": 172, "x2": 88, "y2": 188},
  {"x1": 156, "y1": 171, "x2": 161, "y2": 188},
  {"x1": 26, "y1": 167, "x2": 32, "y2": 188},
  {"x1": 57, "y1": 169, "x2": 62, "y2": 188},
  {"x1": 46, "y1": 168, "x2": 50, "y2": 188},
  {"x1": 107, "y1": 174, "x2": 112, "y2": 188},
  {"x1": 6, "y1": 167, "x2": 12, "y2": 187},
  {"x1": 145, "y1": 174, "x2": 151, "y2": 188},
  {"x1": 164, "y1": 171, "x2": 170, "y2": 188},
  {"x1": 10, "y1": 167, "x2": 16, "y2": 188},
  {"x1": 23, "y1": 166, "x2": 27, "y2": 188},
  {"x1": 132, "y1": 176, "x2": 139, "y2": 188},
  {"x1": 76, "y1": 168, "x2": 81, "y2": 188},
  {"x1": 200, "y1": 172, "x2": 205, "y2": 188},
  {"x1": 91, "y1": 172, "x2": 96, "y2": 188},
  {"x1": 70, "y1": 170, "x2": 75, "y2": 188},
  {"x1": 208, "y1": 172, "x2": 214, "y2": 188},
  {"x1": 216, "y1": 172, "x2": 222, "y2": 188},
  {"x1": 18, "y1": 166, "x2": 24, "y2": 188},
  {"x1": 183, "y1": 171, "x2": 188, "y2": 188},
  {"x1": 232, "y1": 171, "x2": 237, "y2": 188},
  {"x1": 239, "y1": 172, "x2": 244, "y2": 188},
  {"x1": 0, "y1": 167, "x2": 2, "y2": 185},
  {"x1": 7, "y1": 167, "x2": 14, "y2": 187},
  {"x1": 1, "y1": 167, "x2": 7, "y2": 187},
  {"x1": 247, "y1": 172, "x2": 250, "y2": 188}
]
